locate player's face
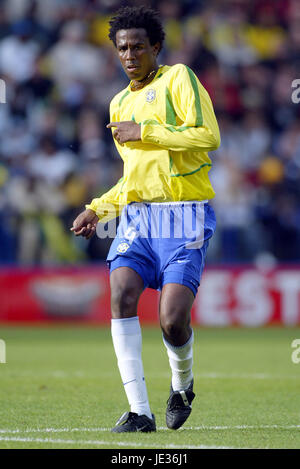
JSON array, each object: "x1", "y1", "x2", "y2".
[{"x1": 115, "y1": 28, "x2": 160, "y2": 81}]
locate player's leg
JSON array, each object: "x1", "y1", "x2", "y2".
[
  {"x1": 159, "y1": 282, "x2": 196, "y2": 430},
  {"x1": 110, "y1": 266, "x2": 143, "y2": 319},
  {"x1": 159, "y1": 282, "x2": 194, "y2": 385},
  {"x1": 110, "y1": 266, "x2": 155, "y2": 432}
]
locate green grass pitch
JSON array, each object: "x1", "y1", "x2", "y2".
[{"x1": 0, "y1": 325, "x2": 300, "y2": 449}]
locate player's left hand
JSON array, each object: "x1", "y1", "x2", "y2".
[{"x1": 106, "y1": 121, "x2": 141, "y2": 145}]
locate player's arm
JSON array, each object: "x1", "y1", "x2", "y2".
[
  {"x1": 71, "y1": 179, "x2": 125, "y2": 239},
  {"x1": 140, "y1": 65, "x2": 220, "y2": 152},
  {"x1": 85, "y1": 180, "x2": 124, "y2": 221}
]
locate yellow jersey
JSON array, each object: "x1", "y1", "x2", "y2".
[{"x1": 86, "y1": 63, "x2": 220, "y2": 221}]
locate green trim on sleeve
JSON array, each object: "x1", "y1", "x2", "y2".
[
  {"x1": 142, "y1": 119, "x2": 160, "y2": 125},
  {"x1": 185, "y1": 66, "x2": 203, "y2": 126},
  {"x1": 165, "y1": 125, "x2": 193, "y2": 133}
]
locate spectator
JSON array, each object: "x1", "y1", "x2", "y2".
[
  {"x1": 0, "y1": 19, "x2": 40, "y2": 83},
  {"x1": 48, "y1": 20, "x2": 104, "y2": 90},
  {"x1": 27, "y1": 136, "x2": 77, "y2": 186}
]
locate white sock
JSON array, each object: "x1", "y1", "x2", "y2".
[
  {"x1": 111, "y1": 316, "x2": 152, "y2": 419},
  {"x1": 163, "y1": 330, "x2": 194, "y2": 391}
]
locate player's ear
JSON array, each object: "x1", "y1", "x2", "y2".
[{"x1": 152, "y1": 42, "x2": 160, "y2": 57}]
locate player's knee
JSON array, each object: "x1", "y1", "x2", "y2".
[
  {"x1": 111, "y1": 285, "x2": 139, "y2": 318},
  {"x1": 160, "y1": 311, "x2": 190, "y2": 344},
  {"x1": 161, "y1": 321, "x2": 181, "y2": 342}
]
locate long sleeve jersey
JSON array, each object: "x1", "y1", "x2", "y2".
[{"x1": 86, "y1": 63, "x2": 220, "y2": 221}]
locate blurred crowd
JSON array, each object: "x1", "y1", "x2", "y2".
[{"x1": 0, "y1": 0, "x2": 299, "y2": 266}]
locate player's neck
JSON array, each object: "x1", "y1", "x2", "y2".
[{"x1": 130, "y1": 65, "x2": 159, "y2": 91}]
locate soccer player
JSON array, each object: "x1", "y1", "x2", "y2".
[{"x1": 71, "y1": 6, "x2": 220, "y2": 433}]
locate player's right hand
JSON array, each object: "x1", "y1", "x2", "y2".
[{"x1": 70, "y1": 209, "x2": 98, "y2": 240}]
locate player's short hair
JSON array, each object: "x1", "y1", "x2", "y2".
[{"x1": 108, "y1": 6, "x2": 165, "y2": 54}]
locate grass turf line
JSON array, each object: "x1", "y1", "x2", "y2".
[{"x1": 0, "y1": 326, "x2": 299, "y2": 449}]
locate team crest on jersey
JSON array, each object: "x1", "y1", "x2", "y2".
[
  {"x1": 117, "y1": 242, "x2": 130, "y2": 254},
  {"x1": 145, "y1": 89, "x2": 156, "y2": 103}
]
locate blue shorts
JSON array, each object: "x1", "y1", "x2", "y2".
[{"x1": 107, "y1": 201, "x2": 216, "y2": 297}]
